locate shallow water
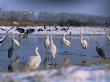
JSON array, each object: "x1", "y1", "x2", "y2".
[{"x1": 0, "y1": 34, "x2": 110, "y2": 72}]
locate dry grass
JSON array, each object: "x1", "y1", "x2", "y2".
[{"x1": 0, "y1": 20, "x2": 47, "y2": 26}]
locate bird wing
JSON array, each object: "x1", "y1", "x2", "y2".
[
  {"x1": 0, "y1": 35, "x2": 6, "y2": 43},
  {"x1": 8, "y1": 47, "x2": 14, "y2": 58},
  {"x1": 27, "y1": 56, "x2": 41, "y2": 70},
  {"x1": 13, "y1": 39, "x2": 20, "y2": 47},
  {"x1": 27, "y1": 28, "x2": 35, "y2": 34},
  {"x1": 98, "y1": 48, "x2": 106, "y2": 58},
  {"x1": 45, "y1": 38, "x2": 50, "y2": 48},
  {"x1": 50, "y1": 44, "x2": 57, "y2": 58},
  {"x1": 63, "y1": 38, "x2": 70, "y2": 46},
  {"x1": 16, "y1": 28, "x2": 25, "y2": 33}
]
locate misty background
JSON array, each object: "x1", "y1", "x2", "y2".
[
  {"x1": 0, "y1": 0, "x2": 110, "y2": 16},
  {"x1": 0, "y1": 0, "x2": 110, "y2": 26}
]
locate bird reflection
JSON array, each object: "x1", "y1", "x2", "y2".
[{"x1": 8, "y1": 64, "x2": 13, "y2": 72}]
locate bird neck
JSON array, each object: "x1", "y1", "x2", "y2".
[
  {"x1": 96, "y1": 43, "x2": 99, "y2": 49},
  {"x1": 36, "y1": 50, "x2": 39, "y2": 56},
  {"x1": 50, "y1": 35, "x2": 53, "y2": 44},
  {"x1": 63, "y1": 34, "x2": 66, "y2": 39},
  {"x1": 81, "y1": 36, "x2": 83, "y2": 43}
]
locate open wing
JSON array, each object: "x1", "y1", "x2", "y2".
[
  {"x1": 16, "y1": 28, "x2": 25, "y2": 33},
  {"x1": 27, "y1": 28, "x2": 35, "y2": 34}
]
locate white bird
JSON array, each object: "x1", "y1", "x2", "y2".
[
  {"x1": 26, "y1": 47, "x2": 41, "y2": 71},
  {"x1": 13, "y1": 38, "x2": 20, "y2": 47},
  {"x1": 44, "y1": 35, "x2": 50, "y2": 64},
  {"x1": 107, "y1": 35, "x2": 110, "y2": 41},
  {"x1": 50, "y1": 34, "x2": 57, "y2": 64},
  {"x1": 80, "y1": 34, "x2": 88, "y2": 49},
  {"x1": 0, "y1": 35, "x2": 6, "y2": 44},
  {"x1": 44, "y1": 35, "x2": 50, "y2": 48},
  {"x1": 63, "y1": 33, "x2": 70, "y2": 46},
  {"x1": 12, "y1": 29, "x2": 20, "y2": 47},
  {"x1": 13, "y1": 21, "x2": 18, "y2": 25},
  {"x1": 106, "y1": 30, "x2": 110, "y2": 41}
]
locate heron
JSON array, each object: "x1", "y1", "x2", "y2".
[
  {"x1": 8, "y1": 40, "x2": 14, "y2": 58},
  {"x1": 8, "y1": 34, "x2": 20, "y2": 58},
  {"x1": 50, "y1": 34, "x2": 57, "y2": 65},
  {"x1": 80, "y1": 34, "x2": 88, "y2": 49},
  {"x1": 95, "y1": 42, "x2": 106, "y2": 59},
  {"x1": 26, "y1": 47, "x2": 41, "y2": 71},
  {"x1": 44, "y1": 35, "x2": 50, "y2": 64}
]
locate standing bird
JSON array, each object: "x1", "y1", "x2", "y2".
[
  {"x1": 80, "y1": 34, "x2": 88, "y2": 49},
  {"x1": 50, "y1": 34, "x2": 57, "y2": 65},
  {"x1": 44, "y1": 35, "x2": 50, "y2": 64},
  {"x1": 95, "y1": 42, "x2": 106, "y2": 59},
  {"x1": 8, "y1": 40, "x2": 14, "y2": 58},
  {"x1": 8, "y1": 38, "x2": 20, "y2": 58},
  {"x1": 63, "y1": 33, "x2": 70, "y2": 46},
  {"x1": 26, "y1": 47, "x2": 41, "y2": 71},
  {"x1": 44, "y1": 35, "x2": 50, "y2": 49}
]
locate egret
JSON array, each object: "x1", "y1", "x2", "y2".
[
  {"x1": 26, "y1": 47, "x2": 41, "y2": 71},
  {"x1": 50, "y1": 34, "x2": 57, "y2": 65},
  {"x1": 63, "y1": 33, "x2": 70, "y2": 46},
  {"x1": 44, "y1": 35, "x2": 50, "y2": 49},
  {"x1": 80, "y1": 34, "x2": 88, "y2": 49},
  {"x1": 44, "y1": 35, "x2": 50, "y2": 64},
  {"x1": 95, "y1": 42, "x2": 106, "y2": 59}
]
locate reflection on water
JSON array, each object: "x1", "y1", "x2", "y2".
[{"x1": 0, "y1": 34, "x2": 110, "y2": 72}]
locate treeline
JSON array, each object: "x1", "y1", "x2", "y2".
[
  {"x1": 0, "y1": 8, "x2": 110, "y2": 26},
  {"x1": 37, "y1": 12, "x2": 110, "y2": 26}
]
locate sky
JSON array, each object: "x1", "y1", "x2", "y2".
[{"x1": 0, "y1": 0, "x2": 110, "y2": 16}]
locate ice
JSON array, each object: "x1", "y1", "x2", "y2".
[
  {"x1": 0, "y1": 65, "x2": 110, "y2": 82},
  {"x1": 0, "y1": 26, "x2": 108, "y2": 35}
]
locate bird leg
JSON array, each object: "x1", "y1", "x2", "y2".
[
  {"x1": 44, "y1": 48, "x2": 48, "y2": 63},
  {"x1": 50, "y1": 54, "x2": 53, "y2": 64},
  {"x1": 53, "y1": 58, "x2": 57, "y2": 67}
]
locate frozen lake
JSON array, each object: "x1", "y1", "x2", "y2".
[
  {"x1": 0, "y1": 34, "x2": 110, "y2": 72},
  {"x1": 0, "y1": 33, "x2": 110, "y2": 82}
]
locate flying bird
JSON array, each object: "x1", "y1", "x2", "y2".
[{"x1": 16, "y1": 28, "x2": 35, "y2": 38}]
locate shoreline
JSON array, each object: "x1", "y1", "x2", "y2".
[{"x1": 0, "y1": 26, "x2": 108, "y2": 35}]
